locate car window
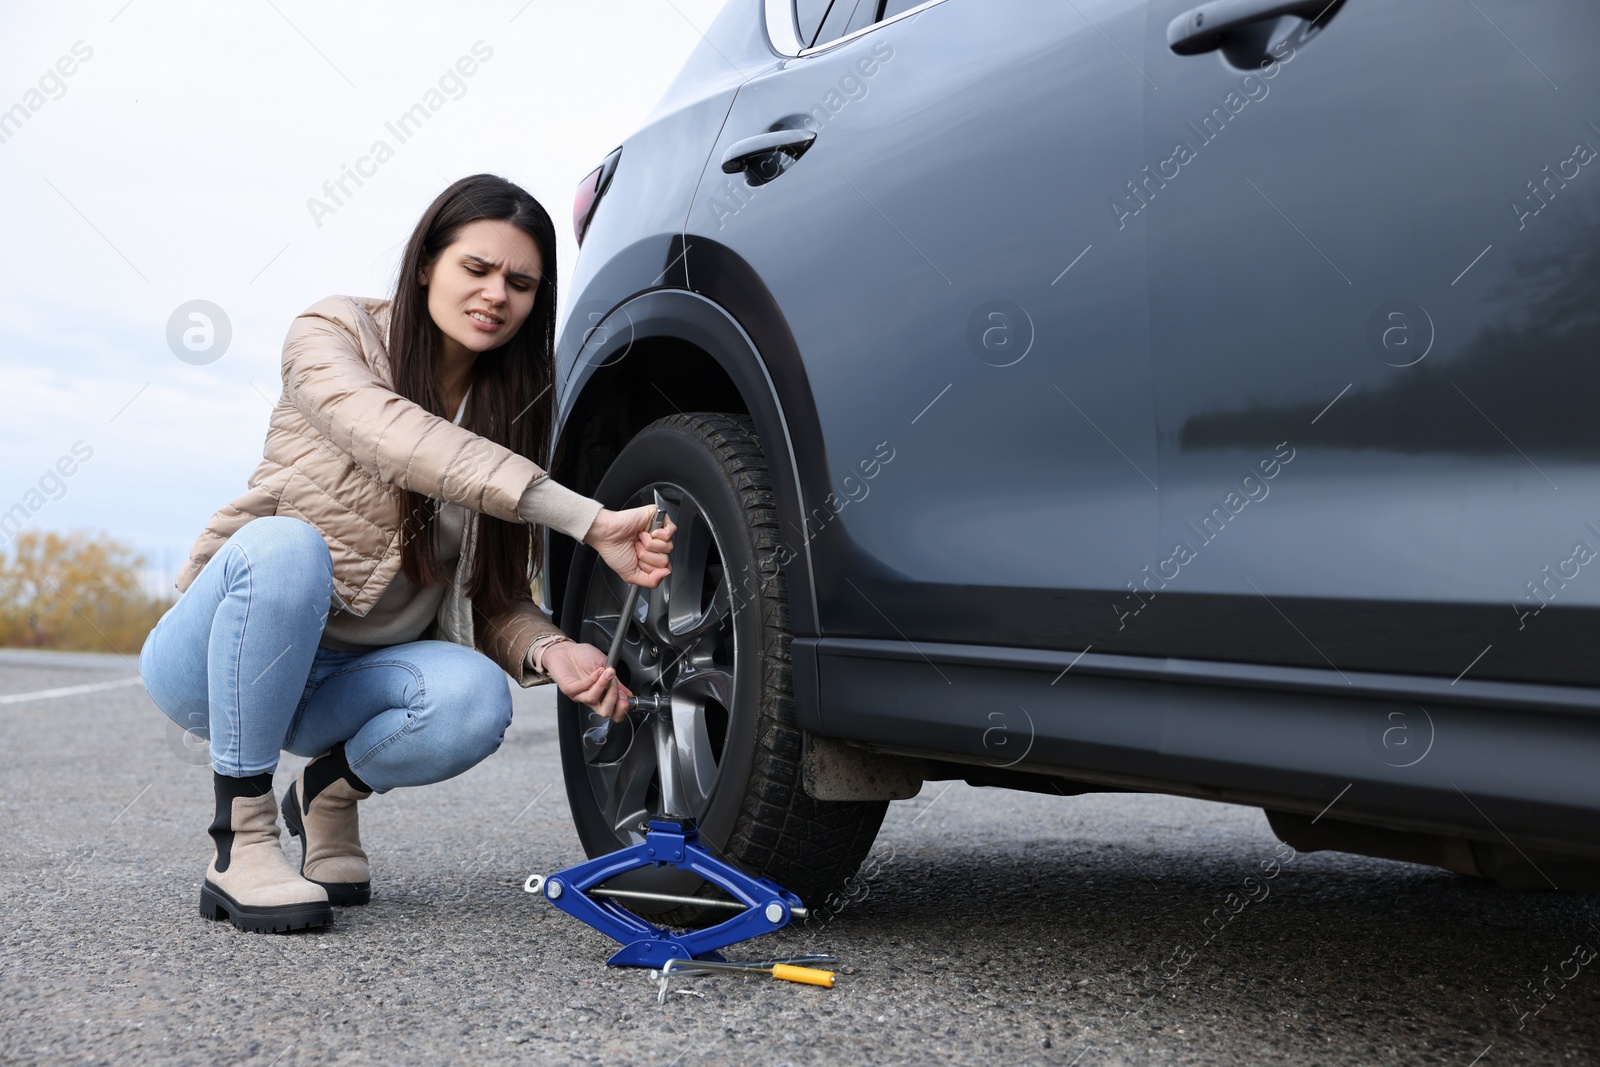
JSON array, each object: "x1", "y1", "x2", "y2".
[
  {"x1": 878, "y1": 0, "x2": 924, "y2": 18},
  {"x1": 795, "y1": 0, "x2": 834, "y2": 47},
  {"x1": 813, "y1": 0, "x2": 879, "y2": 47},
  {"x1": 801, "y1": 0, "x2": 935, "y2": 51}
]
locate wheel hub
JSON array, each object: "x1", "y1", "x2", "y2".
[{"x1": 577, "y1": 484, "x2": 737, "y2": 843}]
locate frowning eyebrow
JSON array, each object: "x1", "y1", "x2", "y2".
[{"x1": 462, "y1": 253, "x2": 539, "y2": 284}]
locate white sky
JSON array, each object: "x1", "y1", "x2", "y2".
[{"x1": 0, "y1": 0, "x2": 731, "y2": 596}]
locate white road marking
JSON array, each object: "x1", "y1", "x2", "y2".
[{"x1": 0, "y1": 675, "x2": 144, "y2": 706}]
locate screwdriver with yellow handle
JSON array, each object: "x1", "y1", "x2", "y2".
[{"x1": 653, "y1": 955, "x2": 836, "y2": 1003}]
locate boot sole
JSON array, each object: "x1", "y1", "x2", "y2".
[
  {"x1": 282, "y1": 781, "x2": 372, "y2": 907},
  {"x1": 199, "y1": 880, "x2": 332, "y2": 934}
]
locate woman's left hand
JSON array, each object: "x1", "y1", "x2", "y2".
[{"x1": 544, "y1": 640, "x2": 632, "y2": 722}]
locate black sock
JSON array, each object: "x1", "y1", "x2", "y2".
[{"x1": 303, "y1": 742, "x2": 372, "y2": 809}]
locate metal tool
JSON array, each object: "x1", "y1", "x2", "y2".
[
  {"x1": 652, "y1": 952, "x2": 837, "y2": 978},
  {"x1": 568, "y1": 886, "x2": 807, "y2": 917},
  {"x1": 582, "y1": 490, "x2": 669, "y2": 754},
  {"x1": 524, "y1": 816, "x2": 808, "y2": 968},
  {"x1": 651, "y1": 955, "x2": 837, "y2": 1005}
]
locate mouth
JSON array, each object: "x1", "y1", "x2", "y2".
[{"x1": 467, "y1": 309, "x2": 504, "y2": 331}]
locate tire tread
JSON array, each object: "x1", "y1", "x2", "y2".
[{"x1": 652, "y1": 412, "x2": 888, "y2": 919}]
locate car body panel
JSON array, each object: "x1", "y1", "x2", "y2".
[
  {"x1": 810, "y1": 634, "x2": 1600, "y2": 857},
  {"x1": 692, "y1": 0, "x2": 1162, "y2": 651},
  {"x1": 1136, "y1": 0, "x2": 1600, "y2": 687}
]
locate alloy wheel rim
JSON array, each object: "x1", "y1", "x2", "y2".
[{"x1": 577, "y1": 483, "x2": 738, "y2": 844}]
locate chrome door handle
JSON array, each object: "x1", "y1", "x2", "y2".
[
  {"x1": 720, "y1": 130, "x2": 818, "y2": 174},
  {"x1": 1167, "y1": 0, "x2": 1330, "y2": 55}
]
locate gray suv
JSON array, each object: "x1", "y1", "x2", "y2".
[{"x1": 544, "y1": 0, "x2": 1600, "y2": 916}]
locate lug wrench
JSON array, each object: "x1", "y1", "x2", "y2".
[
  {"x1": 651, "y1": 956, "x2": 837, "y2": 1005},
  {"x1": 582, "y1": 490, "x2": 668, "y2": 751}
]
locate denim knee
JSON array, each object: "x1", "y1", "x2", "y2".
[
  {"x1": 225, "y1": 516, "x2": 335, "y2": 613},
  {"x1": 138, "y1": 614, "x2": 207, "y2": 736},
  {"x1": 439, "y1": 656, "x2": 515, "y2": 767}
]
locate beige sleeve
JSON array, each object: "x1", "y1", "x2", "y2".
[
  {"x1": 516, "y1": 475, "x2": 605, "y2": 545},
  {"x1": 476, "y1": 598, "x2": 569, "y2": 688}
]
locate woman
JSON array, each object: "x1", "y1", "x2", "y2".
[{"x1": 139, "y1": 174, "x2": 676, "y2": 935}]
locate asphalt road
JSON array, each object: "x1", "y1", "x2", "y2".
[{"x1": 2, "y1": 647, "x2": 1597, "y2": 1066}]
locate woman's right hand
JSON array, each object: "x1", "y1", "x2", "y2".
[{"x1": 584, "y1": 504, "x2": 676, "y2": 588}]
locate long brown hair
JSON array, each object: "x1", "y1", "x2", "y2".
[{"x1": 386, "y1": 173, "x2": 559, "y2": 627}]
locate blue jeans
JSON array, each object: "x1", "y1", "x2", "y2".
[{"x1": 139, "y1": 516, "x2": 513, "y2": 791}]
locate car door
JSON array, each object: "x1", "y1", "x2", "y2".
[
  {"x1": 693, "y1": 0, "x2": 1159, "y2": 658},
  {"x1": 1138, "y1": 0, "x2": 1600, "y2": 686}
]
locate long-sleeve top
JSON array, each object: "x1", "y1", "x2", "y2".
[{"x1": 319, "y1": 394, "x2": 473, "y2": 652}]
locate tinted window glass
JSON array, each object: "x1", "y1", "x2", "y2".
[
  {"x1": 795, "y1": 0, "x2": 835, "y2": 47},
  {"x1": 814, "y1": 0, "x2": 876, "y2": 46},
  {"x1": 879, "y1": 0, "x2": 924, "y2": 18}
]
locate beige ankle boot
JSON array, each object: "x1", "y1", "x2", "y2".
[
  {"x1": 199, "y1": 774, "x2": 331, "y2": 933},
  {"x1": 282, "y1": 749, "x2": 373, "y2": 906}
]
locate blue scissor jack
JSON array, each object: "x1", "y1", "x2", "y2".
[
  {"x1": 525, "y1": 816, "x2": 807, "y2": 967},
  {"x1": 525, "y1": 494, "x2": 813, "y2": 970}
]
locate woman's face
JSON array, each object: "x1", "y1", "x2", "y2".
[{"x1": 421, "y1": 217, "x2": 543, "y2": 359}]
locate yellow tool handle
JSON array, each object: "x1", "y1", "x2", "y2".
[{"x1": 770, "y1": 964, "x2": 835, "y2": 988}]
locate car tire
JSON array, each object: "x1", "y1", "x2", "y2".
[{"x1": 557, "y1": 412, "x2": 888, "y2": 926}]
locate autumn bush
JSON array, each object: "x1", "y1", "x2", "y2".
[{"x1": 0, "y1": 530, "x2": 173, "y2": 654}]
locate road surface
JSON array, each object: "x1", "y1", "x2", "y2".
[{"x1": 2, "y1": 648, "x2": 1595, "y2": 1065}]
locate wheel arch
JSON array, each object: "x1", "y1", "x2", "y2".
[{"x1": 548, "y1": 285, "x2": 825, "y2": 655}]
